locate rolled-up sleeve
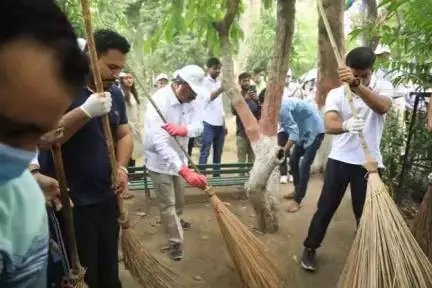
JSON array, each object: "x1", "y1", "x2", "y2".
[
  {"x1": 144, "y1": 98, "x2": 183, "y2": 172},
  {"x1": 30, "y1": 149, "x2": 40, "y2": 166},
  {"x1": 280, "y1": 104, "x2": 299, "y2": 142}
]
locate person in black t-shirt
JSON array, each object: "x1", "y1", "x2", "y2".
[{"x1": 39, "y1": 30, "x2": 132, "y2": 288}]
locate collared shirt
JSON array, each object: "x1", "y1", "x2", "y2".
[
  {"x1": 278, "y1": 83, "x2": 305, "y2": 133},
  {"x1": 202, "y1": 75, "x2": 225, "y2": 126},
  {"x1": 0, "y1": 171, "x2": 48, "y2": 287},
  {"x1": 143, "y1": 86, "x2": 205, "y2": 175},
  {"x1": 325, "y1": 78, "x2": 394, "y2": 167},
  {"x1": 39, "y1": 85, "x2": 128, "y2": 206},
  {"x1": 280, "y1": 98, "x2": 324, "y2": 148},
  {"x1": 231, "y1": 92, "x2": 261, "y2": 137}
]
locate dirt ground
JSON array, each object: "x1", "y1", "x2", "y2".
[
  {"x1": 123, "y1": 117, "x2": 357, "y2": 287},
  {"x1": 119, "y1": 175, "x2": 358, "y2": 288}
]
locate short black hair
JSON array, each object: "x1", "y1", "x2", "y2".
[
  {"x1": 345, "y1": 47, "x2": 376, "y2": 70},
  {"x1": 238, "y1": 72, "x2": 251, "y2": 81},
  {"x1": 207, "y1": 57, "x2": 221, "y2": 68},
  {"x1": 0, "y1": 0, "x2": 89, "y2": 94},
  {"x1": 253, "y1": 67, "x2": 264, "y2": 75},
  {"x1": 94, "y1": 29, "x2": 131, "y2": 55}
]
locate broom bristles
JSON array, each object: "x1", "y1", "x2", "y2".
[
  {"x1": 338, "y1": 173, "x2": 432, "y2": 288},
  {"x1": 412, "y1": 184, "x2": 432, "y2": 261},
  {"x1": 208, "y1": 194, "x2": 284, "y2": 288},
  {"x1": 121, "y1": 228, "x2": 186, "y2": 288}
]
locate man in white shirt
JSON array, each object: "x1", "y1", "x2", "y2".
[
  {"x1": 143, "y1": 65, "x2": 208, "y2": 261},
  {"x1": 199, "y1": 58, "x2": 226, "y2": 177},
  {"x1": 301, "y1": 47, "x2": 394, "y2": 271},
  {"x1": 374, "y1": 44, "x2": 392, "y2": 82},
  {"x1": 155, "y1": 73, "x2": 169, "y2": 89}
]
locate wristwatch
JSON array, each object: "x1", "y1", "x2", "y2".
[
  {"x1": 30, "y1": 168, "x2": 41, "y2": 175},
  {"x1": 350, "y1": 78, "x2": 361, "y2": 88}
]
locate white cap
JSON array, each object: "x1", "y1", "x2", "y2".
[
  {"x1": 77, "y1": 38, "x2": 87, "y2": 52},
  {"x1": 177, "y1": 65, "x2": 207, "y2": 96},
  {"x1": 375, "y1": 44, "x2": 391, "y2": 55},
  {"x1": 286, "y1": 68, "x2": 293, "y2": 77},
  {"x1": 156, "y1": 73, "x2": 169, "y2": 82},
  {"x1": 119, "y1": 72, "x2": 127, "y2": 78}
]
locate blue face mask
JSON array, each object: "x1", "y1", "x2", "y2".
[{"x1": 0, "y1": 143, "x2": 36, "y2": 186}]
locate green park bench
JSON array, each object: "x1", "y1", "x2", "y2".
[
  {"x1": 128, "y1": 162, "x2": 253, "y2": 213},
  {"x1": 128, "y1": 162, "x2": 253, "y2": 194}
]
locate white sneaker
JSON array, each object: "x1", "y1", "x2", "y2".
[
  {"x1": 280, "y1": 176, "x2": 288, "y2": 184},
  {"x1": 288, "y1": 175, "x2": 294, "y2": 183}
]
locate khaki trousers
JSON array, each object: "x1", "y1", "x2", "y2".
[{"x1": 148, "y1": 171, "x2": 185, "y2": 244}]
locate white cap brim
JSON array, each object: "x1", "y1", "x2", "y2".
[{"x1": 189, "y1": 84, "x2": 208, "y2": 97}]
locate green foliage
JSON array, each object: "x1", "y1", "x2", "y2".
[
  {"x1": 381, "y1": 104, "x2": 432, "y2": 204},
  {"x1": 245, "y1": 2, "x2": 318, "y2": 78},
  {"x1": 145, "y1": 0, "x2": 244, "y2": 55},
  {"x1": 349, "y1": 0, "x2": 432, "y2": 88}
]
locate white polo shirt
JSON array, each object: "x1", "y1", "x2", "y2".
[
  {"x1": 202, "y1": 75, "x2": 225, "y2": 126},
  {"x1": 143, "y1": 86, "x2": 206, "y2": 175},
  {"x1": 325, "y1": 76, "x2": 394, "y2": 167}
]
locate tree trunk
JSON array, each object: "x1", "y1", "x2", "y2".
[
  {"x1": 235, "y1": 0, "x2": 261, "y2": 72},
  {"x1": 313, "y1": 0, "x2": 344, "y2": 172},
  {"x1": 215, "y1": 0, "x2": 296, "y2": 233},
  {"x1": 364, "y1": 0, "x2": 379, "y2": 50},
  {"x1": 315, "y1": 0, "x2": 344, "y2": 108}
]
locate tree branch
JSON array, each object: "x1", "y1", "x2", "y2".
[
  {"x1": 214, "y1": 0, "x2": 240, "y2": 36},
  {"x1": 259, "y1": 0, "x2": 296, "y2": 136}
]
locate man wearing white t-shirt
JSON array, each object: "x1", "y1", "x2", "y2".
[
  {"x1": 199, "y1": 58, "x2": 226, "y2": 177},
  {"x1": 301, "y1": 47, "x2": 394, "y2": 271}
]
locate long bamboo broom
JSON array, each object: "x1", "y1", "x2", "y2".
[
  {"x1": 412, "y1": 172, "x2": 432, "y2": 261},
  {"x1": 317, "y1": 1, "x2": 432, "y2": 287},
  {"x1": 130, "y1": 70, "x2": 285, "y2": 288},
  {"x1": 51, "y1": 142, "x2": 87, "y2": 288},
  {"x1": 79, "y1": 1, "x2": 185, "y2": 287}
]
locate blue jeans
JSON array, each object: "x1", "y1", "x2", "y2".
[
  {"x1": 289, "y1": 134, "x2": 324, "y2": 204},
  {"x1": 199, "y1": 122, "x2": 225, "y2": 177}
]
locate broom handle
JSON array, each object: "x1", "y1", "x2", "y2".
[
  {"x1": 80, "y1": 0, "x2": 128, "y2": 218},
  {"x1": 51, "y1": 144, "x2": 81, "y2": 272},
  {"x1": 317, "y1": 0, "x2": 370, "y2": 157},
  {"x1": 128, "y1": 68, "x2": 200, "y2": 173}
]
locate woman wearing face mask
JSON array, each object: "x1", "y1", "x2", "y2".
[{"x1": 119, "y1": 72, "x2": 143, "y2": 200}]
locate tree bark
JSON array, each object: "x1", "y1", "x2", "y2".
[
  {"x1": 312, "y1": 0, "x2": 344, "y2": 172},
  {"x1": 215, "y1": 0, "x2": 296, "y2": 233},
  {"x1": 364, "y1": 0, "x2": 379, "y2": 50},
  {"x1": 315, "y1": 0, "x2": 344, "y2": 108}
]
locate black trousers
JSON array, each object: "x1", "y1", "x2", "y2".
[
  {"x1": 304, "y1": 159, "x2": 373, "y2": 250},
  {"x1": 72, "y1": 196, "x2": 121, "y2": 288},
  {"x1": 188, "y1": 137, "x2": 195, "y2": 156},
  {"x1": 277, "y1": 131, "x2": 291, "y2": 176}
]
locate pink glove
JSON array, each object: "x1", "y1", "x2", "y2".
[
  {"x1": 162, "y1": 123, "x2": 188, "y2": 137},
  {"x1": 178, "y1": 165, "x2": 207, "y2": 190}
]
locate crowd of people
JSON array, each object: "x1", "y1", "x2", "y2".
[{"x1": 2, "y1": 1, "x2": 432, "y2": 288}]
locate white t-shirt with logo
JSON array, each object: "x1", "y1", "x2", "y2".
[{"x1": 325, "y1": 77, "x2": 394, "y2": 167}]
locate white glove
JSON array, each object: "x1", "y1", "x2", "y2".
[
  {"x1": 343, "y1": 117, "x2": 365, "y2": 134},
  {"x1": 80, "y1": 92, "x2": 112, "y2": 118}
]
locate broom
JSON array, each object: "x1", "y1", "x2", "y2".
[
  {"x1": 129, "y1": 70, "x2": 285, "y2": 288},
  {"x1": 317, "y1": 1, "x2": 432, "y2": 287},
  {"x1": 51, "y1": 142, "x2": 87, "y2": 288},
  {"x1": 79, "y1": 1, "x2": 185, "y2": 287},
  {"x1": 412, "y1": 172, "x2": 432, "y2": 261}
]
